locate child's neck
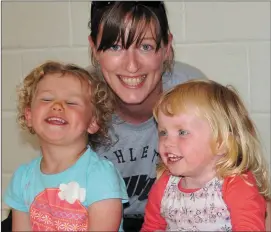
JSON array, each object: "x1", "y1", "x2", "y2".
[
  {"x1": 39, "y1": 142, "x2": 88, "y2": 175},
  {"x1": 181, "y1": 172, "x2": 217, "y2": 189}
]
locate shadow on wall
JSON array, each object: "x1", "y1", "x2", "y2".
[{"x1": 19, "y1": 130, "x2": 40, "y2": 151}]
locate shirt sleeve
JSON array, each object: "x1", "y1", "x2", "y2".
[
  {"x1": 141, "y1": 172, "x2": 169, "y2": 231},
  {"x1": 222, "y1": 172, "x2": 266, "y2": 231},
  {"x1": 4, "y1": 165, "x2": 28, "y2": 212},
  {"x1": 86, "y1": 159, "x2": 128, "y2": 206}
]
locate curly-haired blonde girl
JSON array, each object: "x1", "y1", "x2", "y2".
[
  {"x1": 142, "y1": 79, "x2": 270, "y2": 231},
  {"x1": 5, "y1": 60, "x2": 128, "y2": 231},
  {"x1": 17, "y1": 61, "x2": 115, "y2": 150}
]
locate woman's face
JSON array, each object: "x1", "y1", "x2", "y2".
[{"x1": 89, "y1": 22, "x2": 172, "y2": 105}]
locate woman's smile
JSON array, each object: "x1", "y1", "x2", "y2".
[{"x1": 118, "y1": 74, "x2": 147, "y2": 88}]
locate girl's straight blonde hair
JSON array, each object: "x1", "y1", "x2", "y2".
[{"x1": 153, "y1": 79, "x2": 271, "y2": 200}]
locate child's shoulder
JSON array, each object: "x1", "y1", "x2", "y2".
[
  {"x1": 84, "y1": 148, "x2": 119, "y2": 176},
  {"x1": 147, "y1": 171, "x2": 171, "y2": 204},
  {"x1": 153, "y1": 171, "x2": 171, "y2": 191},
  {"x1": 223, "y1": 171, "x2": 256, "y2": 187},
  {"x1": 10, "y1": 156, "x2": 42, "y2": 185},
  {"x1": 14, "y1": 156, "x2": 41, "y2": 175},
  {"x1": 222, "y1": 171, "x2": 259, "y2": 197},
  {"x1": 83, "y1": 148, "x2": 126, "y2": 193}
]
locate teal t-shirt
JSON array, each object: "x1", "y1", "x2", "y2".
[{"x1": 4, "y1": 147, "x2": 128, "y2": 231}]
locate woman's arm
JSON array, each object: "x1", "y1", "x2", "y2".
[
  {"x1": 88, "y1": 199, "x2": 122, "y2": 231},
  {"x1": 12, "y1": 209, "x2": 31, "y2": 231}
]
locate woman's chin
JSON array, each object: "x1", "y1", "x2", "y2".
[{"x1": 117, "y1": 94, "x2": 147, "y2": 105}]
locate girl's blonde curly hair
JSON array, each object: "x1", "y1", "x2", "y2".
[
  {"x1": 153, "y1": 79, "x2": 271, "y2": 200},
  {"x1": 17, "y1": 61, "x2": 115, "y2": 151}
]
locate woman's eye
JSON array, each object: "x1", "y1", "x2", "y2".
[
  {"x1": 179, "y1": 130, "x2": 189, "y2": 136},
  {"x1": 110, "y1": 44, "x2": 122, "y2": 51},
  {"x1": 140, "y1": 44, "x2": 153, "y2": 51},
  {"x1": 158, "y1": 130, "x2": 167, "y2": 137},
  {"x1": 141, "y1": 44, "x2": 153, "y2": 51}
]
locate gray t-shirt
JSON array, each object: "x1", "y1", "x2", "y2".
[{"x1": 95, "y1": 61, "x2": 205, "y2": 218}]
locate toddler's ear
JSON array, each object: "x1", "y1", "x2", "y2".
[
  {"x1": 87, "y1": 119, "x2": 99, "y2": 134},
  {"x1": 24, "y1": 107, "x2": 32, "y2": 127},
  {"x1": 215, "y1": 141, "x2": 228, "y2": 156}
]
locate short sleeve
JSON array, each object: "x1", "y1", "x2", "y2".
[
  {"x1": 222, "y1": 172, "x2": 266, "y2": 231},
  {"x1": 4, "y1": 165, "x2": 28, "y2": 212},
  {"x1": 162, "y1": 61, "x2": 207, "y2": 91},
  {"x1": 142, "y1": 171, "x2": 169, "y2": 231},
  {"x1": 86, "y1": 160, "x2": 128, "y2": 206}
]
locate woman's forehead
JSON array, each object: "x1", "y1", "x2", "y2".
[
  {"x1": 125, "y1": 17, "x2": 157, "y2": 38},
  {"x1": 99, "y1": 17, "x2": 157, "y2": 43}
]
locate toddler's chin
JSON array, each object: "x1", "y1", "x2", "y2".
[{"x1": 168, "y1": 169, "x2": 184, "y2": 177}]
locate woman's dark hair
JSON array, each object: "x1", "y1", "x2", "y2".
[{"x1": 88, "y1": 1, "x2": 174, "y2": 72}]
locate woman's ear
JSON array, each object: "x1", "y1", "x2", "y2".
[
  {"x1": 88, "y1": 35, "x2": 95, "y2": 49},
  {"x1": 165, "y1": 33, "x2": 173, "y2": 59},
  {"x1": 168, "y1": 33, "x2": 173, "y2": 48},
  {"x1": 24, "y1": 107, "x2": 32, "y2": 127},
  {"x1": 87, "y1": 118, "x2": 99, "y2": 134},
  {"x1": 88, "y1": 36, "x2": 98, "y2": 61}
]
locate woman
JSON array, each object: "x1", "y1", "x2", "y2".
[
  {"x1": 88, "y1": 1, "x2": 205, "y2": 231},
  {"x1": 88, "y1": 1, "x2": 271, "y2": 232}
]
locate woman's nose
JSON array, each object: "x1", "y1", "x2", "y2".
[{"x1": 125, "y1": 50, "x2": 140, "y2": 73}]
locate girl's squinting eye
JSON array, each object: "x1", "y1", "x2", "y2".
[
  {"x1": 110, "y1": 44, "x2": 122, "y2": 51},
  {"x1": 41, "y1": 98, "x2": 52, "y2": 102},
  {"x1": 179, "y1": 130, "x2": 189, "y2": 136},
  {"x1": 158, "y1": 130, "x2": 167, "y2": 137},
  {"x1": 66, "y1": 101, "x2": 78, "y2": 105}
]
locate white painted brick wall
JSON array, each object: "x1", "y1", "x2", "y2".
[{"x1": 2, "y1": 1, "x2": 270, "y2": 220}]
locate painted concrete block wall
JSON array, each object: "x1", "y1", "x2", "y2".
[{"x1": 2, "y1": 1, "x2": 270, "y2": 219}]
